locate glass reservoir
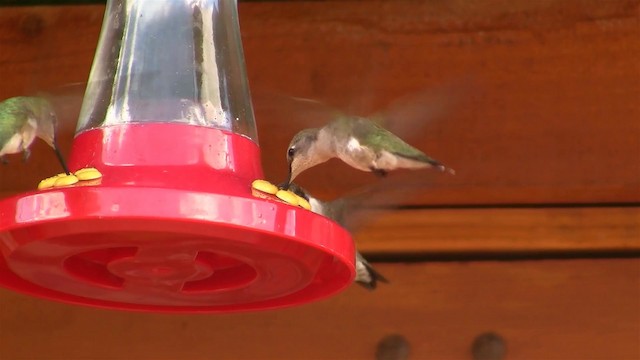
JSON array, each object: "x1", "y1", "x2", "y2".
[{"x1": 77, "y1": 0, "x2": 257, "y2": 141}]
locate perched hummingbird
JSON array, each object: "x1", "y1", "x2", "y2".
[
  {"x1": 283, "y1": 182, "x2": 389, "y2": 290},
  {"x1": 0, "y1": 96, "x2": 70, "y2": 174},
  {"x1": 283, "y1": 116, "x2": 454, "y2": 187}
]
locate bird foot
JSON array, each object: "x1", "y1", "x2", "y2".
[
  {"x1": 22, "y1": 149, "x2": 31, "y2": 163},
  {"x1": 370, "y1": 167, "x2": 388, "y2": 178}
]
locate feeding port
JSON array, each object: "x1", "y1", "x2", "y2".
[{"x1": 0, "y1": 0, "x2": 355, "y2": 313}]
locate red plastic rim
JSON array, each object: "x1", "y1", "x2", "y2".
[{"x1": 0, "y1": 124, "x2": 355, "y2": 313}]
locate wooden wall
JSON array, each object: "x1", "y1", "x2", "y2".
[{"x1": 0, "y1": 1, "x2": 638, "y2": 359}]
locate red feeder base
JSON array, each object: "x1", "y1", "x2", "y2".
[{"x1": 0, "y1": 124, "x2": 355, "y2": 313}]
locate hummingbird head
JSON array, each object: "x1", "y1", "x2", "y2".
[{"x1": 285, "y1": 128, "x2": 325, "y2": 185}]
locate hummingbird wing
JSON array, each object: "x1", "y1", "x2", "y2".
[
  {"x1": 328, "y1": 170, "x2": 442, "y2": 234},
  {"x1": 367, "y1": 75, "x2": 476, "y2": 140},
  {"x1": 22, "y1": 70, "x2": 164, "y2": 142},
  {"x1": 351, "y1": 118, "x2": 434, "y2": 163},
  {"x1": 0, "y1": 98, "x2": 31, "y2": 149},
  {"x1": 252, "y1": 90, "x2": 345, "y2": 130},
  {"x1": 34, "y1": 84, "x2": 85, "y2": 134}
]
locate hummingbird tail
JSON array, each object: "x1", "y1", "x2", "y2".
[
  {"x1": 395, "y1": 152, "x2": 455, "y2": 174},
  {"x1": 435, "y1": 164, "x2": 456, "y2": 175},
  {"x1": 356, "y1": 261, "x2": 389, "y2": 291},
  {"x1": 427, "y1": 159, "x2": 455, "y2": 175}
]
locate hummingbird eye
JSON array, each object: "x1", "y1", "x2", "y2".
[{"x1": 287, "y1": 147, "x2": 295, "y2": 158}]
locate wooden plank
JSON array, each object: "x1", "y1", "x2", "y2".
[
  {"x1": 0, "y1": 3, "x2": 639, "y2": 206},
  {"x1": 0, "y1": 259, "x2": 638, "y2": 359},
  {"x1": 355, "y1": 206, "x2": 640, "y2": 256}
]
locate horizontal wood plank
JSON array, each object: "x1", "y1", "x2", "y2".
[
  {"x1": 0, "y1": 259, "x2": 638, "y2": 359},
  {"x1": 355, "y1": 206, "x2": 640, "y2": 256},
  {"x1": 0, "y1": 3, "x2": 639, "y2": 206}
]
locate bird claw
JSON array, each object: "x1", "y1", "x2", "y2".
[
  {"x1": 22, "y1": 149, "x2": 31, "y2": 162},
  {"x1": 370, "y1": 167, "x2": 388, "y2": 178}
]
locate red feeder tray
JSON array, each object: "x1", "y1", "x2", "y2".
[{"x1": 0, "y1": 124, "x2": 355, "y2": 312}]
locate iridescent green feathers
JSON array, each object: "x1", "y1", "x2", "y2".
[
  {"x1": 0, "y1": 98, "x2": 30, "y2": 149},
  {"x1": 0, "y1": 96, "x2": 56, "y2": 149},
  {"x1": 332, "y1": 115, "x2": 440, "y2": 165}
]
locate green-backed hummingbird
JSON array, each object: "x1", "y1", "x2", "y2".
[
  {"x1": 283, "y1": 116, "x2": 455, "y2": 187},
  {"x1": 0, "y1": 96, "x2": 70, "y2": 174},
  {"x1": 283, "y1": 182, "x2": 389, "y2": 290}
]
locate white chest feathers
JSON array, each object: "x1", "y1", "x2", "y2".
[
  {"x1": 336, "y1": 136, "x2": 427, "y2": 172},
  {"x1": 0, "y1": 120, "x2": 37, "y2": 156},
  {"x1": 308, "y1": 197, "x2": 324, "y2": 215},
  {"x1": 346, "y1": 137, "x2": 361, "y2": 152},
  {"x1": 336, "y1": 137, "x2": 376, "y2": 171},
  {"x1": 355, "y1": 259, "x2": 372, "y2": 283}
]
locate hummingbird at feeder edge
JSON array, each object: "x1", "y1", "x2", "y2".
[
  {"x1": 282, "y1": 181, "x2": 390, "y2": 290},
  {"x1": 0, "y1": 96, "x2": 70, "y2": 174},
  {"x1": 283, "y1": 116, "x2": 455, "y2": 187}
]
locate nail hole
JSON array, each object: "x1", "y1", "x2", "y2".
[
  {"x1": 20, "y1": 14, "x2": 44, "y2": 37},
  {"x1": 471, "y1": 331, "x2": 506, "y2": 360},
  {"x1": 376, "y1": 334, "x2": 411, "y2": 360}
]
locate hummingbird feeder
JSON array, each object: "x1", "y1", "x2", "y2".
[{"x1": 0, "y1": 0, "x2": 355, "y2": 312}]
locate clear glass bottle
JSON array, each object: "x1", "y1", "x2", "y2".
[{"x1": 76, "y1": 0, "x2": 257, "y2": 143}]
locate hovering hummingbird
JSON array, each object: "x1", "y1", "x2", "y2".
[
  {"x1": 283, "y1": 116, "x2": 455, "y2": 187},
  {"x1": 283, "y1": 182, "x2": 389, "y2": 290},
  {"x1": 0, "y1": 96, "x2": 70, "y2": 174}
]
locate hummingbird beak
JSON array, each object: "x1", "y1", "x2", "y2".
[
  {"x1": 281, "y1": 161, "x2": 293, "y2": 190},
  {"x1": 52, "y1": 138, "x2": 70, "y2": 175}
]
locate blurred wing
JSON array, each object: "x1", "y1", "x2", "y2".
[
  {"x1": 251, "y1": 89, "x2": 344, "y2": 130},
  {"x1": 34, "y1": 70, "x2": 163, "y2": 135},
  {"x1": 343, "y1": 44, "x2": 391, "y2": 117},
  {"x1": 251, "y1": 89, "x2": 345, "y2": 178},
  {"x1": 369, "y1": 75, "x2": 477, "y2": 141},
  {"x1": 250, "y1": 44, "x2": 385, "y2": 153},
  {"x1": 331, "y1": 170, "x2": 443, "y2": 233},
  {"x1": 33, "y1": 82, "x2": 87, "y2": 134}
]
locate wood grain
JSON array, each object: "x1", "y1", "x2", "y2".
[
  {"x1": 355, "y1": 206, "x2": 640, "y2": 256},
  {"x1": 0, "y1": 259, "x2": 638, "y2": 359},
  {"x1": 0, "y1": 3, "x2": 639, "y2": 206}
]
